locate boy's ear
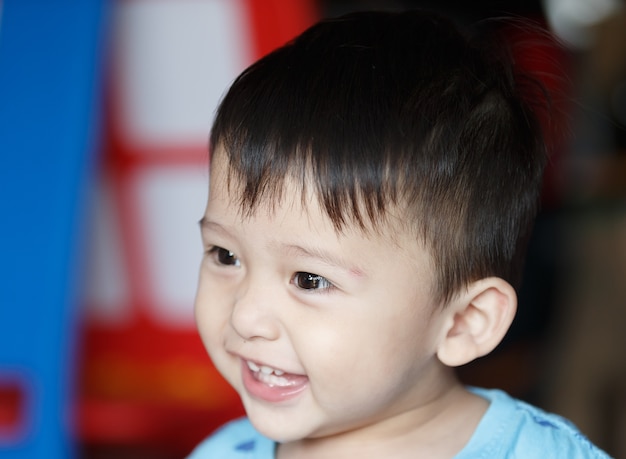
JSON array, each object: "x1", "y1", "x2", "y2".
[{"x1": 436, "y1": 277, "x2": 517, "y2": 367}]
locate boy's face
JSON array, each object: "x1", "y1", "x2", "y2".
[{"x1": 195, "y1": 150, "x2": 455, "y2": 442}]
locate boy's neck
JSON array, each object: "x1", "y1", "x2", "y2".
[{"x1": 275, "y1": 376, "x2": 488, "y2": 459}]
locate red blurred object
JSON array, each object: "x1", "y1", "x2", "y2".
[
  {"x1": 0, "y1": 380, "x2": 26, "y2": 443},
  {"x1": 504, "y1": 18, "x2": 573, "y2": 209}
]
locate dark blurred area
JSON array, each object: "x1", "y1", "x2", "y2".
[{"x1": 1, "y1": 0, "x2": 625, "y2": 458}]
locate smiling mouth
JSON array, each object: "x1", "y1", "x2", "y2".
[
  {"x1": 246, "y1": 360, "x2": 300, "y2": 387},
  {"x1": 241, "y1": 359, "x2": 309, "y2": 403}
]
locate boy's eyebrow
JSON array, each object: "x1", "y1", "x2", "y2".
[
  {"x1": 198, "y1": 217, "x2": 229, "y2": 235},
  {"x1": 198, "y1": 216, "x2": 211, "y2": 229},
  {"x1": 272, "y1": 242, "x2": 366, "y2": 278}
]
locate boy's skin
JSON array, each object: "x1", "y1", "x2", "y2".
[{"x1": 195, "y1": 148, "x2": 517, "y2": 458}]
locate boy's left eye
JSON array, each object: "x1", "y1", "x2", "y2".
[
  {"x1": 292, "y1": 272, "x2": 333, "y2": 291},
  {"x1": 208, "y1": 246, "x2": 240, "y2": 267}
]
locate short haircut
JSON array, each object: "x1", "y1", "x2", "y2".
[{"x1": 209, "y1": 10, "x2": 548, "y2": 304}]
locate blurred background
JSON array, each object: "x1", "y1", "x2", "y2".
[{"x1": 0, "y1": 0, "x2": 625, "y2": 458}]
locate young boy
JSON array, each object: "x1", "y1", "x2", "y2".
[{"x1": 190, "y1": 10, "x2": 610, "y2": 459}]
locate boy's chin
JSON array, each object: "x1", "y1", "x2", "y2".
[{"x1": 241, "y1": 395, "x2": 326, "y2": 443}]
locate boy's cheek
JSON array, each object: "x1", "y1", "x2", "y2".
[
  {"x1": 194, "y1": 283, "x2": 225, "y2": 339},
  {"x1": 194, "y1": 302, "x2": 229, "y2": 373}
]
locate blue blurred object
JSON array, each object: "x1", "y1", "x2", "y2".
[{"x1": 0, "y1": 1, "x2": 107, "y2": 458}]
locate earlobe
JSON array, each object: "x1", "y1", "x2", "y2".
[{"x1": 437, "y1": 278, "x2": 517, "y2": 367}]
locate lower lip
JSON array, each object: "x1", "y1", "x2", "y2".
[{"x1": 240, "y1": 360, "x2": 309, "y2": 403}]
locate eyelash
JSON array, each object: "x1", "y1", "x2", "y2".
[{"x1": 207, "y1": 246, "x2": 334, "y2": 292}]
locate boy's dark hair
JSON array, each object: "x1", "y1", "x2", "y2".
[{"x1": 209, "y1": 10, "x2": 548, "y2": 304}]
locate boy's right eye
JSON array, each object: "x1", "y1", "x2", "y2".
[{"x1": 208, "y1": 246, "x2": 240, "y2": 267}]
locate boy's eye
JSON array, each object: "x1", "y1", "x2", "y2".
[
  {"x1": 208, "y1": 246, "x2": 240, "y2": 267},
  {"x1": 293, "y1": 272, "x2": 332, "y2": 291}
]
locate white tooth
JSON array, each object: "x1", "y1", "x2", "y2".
[
  {"x1": 257, "y1": 372, "x2": 291, "y2": 387},
  {"x1": 268, "y1": 374, "x2": 290, "y2": 387},
  {"x1": 247, "y1": 361, "x2": 260, "y2": 372},
  {"x1": 274, "y1": 369, "x2": 284, "y2": 376},
  {"x1": 260, "y1": 365, "x2": 274, "y2": 375},
  {"x1": 272, "y1": 376, "x2": 289, "y2": 387}
]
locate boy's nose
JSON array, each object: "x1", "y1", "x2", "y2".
[{"x1": 230, "y1": 278, "x2": 280, "y2": 342}]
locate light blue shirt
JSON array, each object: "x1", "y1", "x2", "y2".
[{"x1": 187, "y1": 388, "x2": 612, "y2": 458}]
